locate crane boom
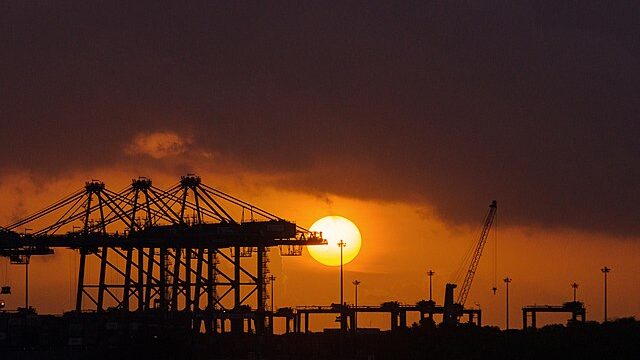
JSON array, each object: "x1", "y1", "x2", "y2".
[{"x1": 456, "y1": 200, "x2": 497, "y2": 306}]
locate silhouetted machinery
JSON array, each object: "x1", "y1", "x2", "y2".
[
  {"x1": 0, "y1": 230, "x2": 12, "y2": 308},
  {"x1": 0, "y1": 175, "x2": 325, "y2": 335},
  {"x1": 522, "y1": 301, "x2": 586, "y2": 329},
  {"x1": 444, "y1": 201, "x2": 497, "y2": 325}
]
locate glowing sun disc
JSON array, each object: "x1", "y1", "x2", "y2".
[{"x1": 308, "y1": 216, "x2": 362, "y2": 266}]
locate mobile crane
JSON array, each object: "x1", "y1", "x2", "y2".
[{"x1": 444, "y1": 200, "x2": 497, "y2": 325}]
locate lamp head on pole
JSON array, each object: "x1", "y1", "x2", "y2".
[
  {"x1": 352, "y1": 280, "x2": 361, "y2": 286},
  {"x1": 503, "y1": 277, "x2": 512, "y2": 284},
  {"x1": 601, "y1": 266, "x2": 611, "y2": 274}
]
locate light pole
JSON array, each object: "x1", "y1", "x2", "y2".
[
  {"x1": 24, "y1": 256, "x2": 30, "y2": 309},
  {"x1": 601, "y1": 266, "x2": 610, "y2": 322},
  {"x1": 503, "y1": 277, "x2": 512, "y2": 330},
  {"x1": 427, "y1": 270, "x2": 435, "y2": 301},
  {"x1": 353, "y1": 280, "x2": 361, "y2": 331},
  {"x1": 337, "y1": 240, "x2": 347, "y2": 336},
  {"x1": 338, "y1": 240, "x2": 346, "y2": 307},
  {"x1": 268, "y1": 275, "x2": 276, "y2": 312},
  {"x1": 571, "y1": 282, "x2": 579, "y2": 302},
  {"x1": 24, "y1": 228, "x2": 32, "y2": 309}
]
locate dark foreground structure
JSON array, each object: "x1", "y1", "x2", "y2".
[
  {"x1": 0, "y1": 175, "x2": 485, "y2": 337},
  {"x1": 0, "y1": 175, "x2": 326, "y2": 336},
  {"x1": 0, "y1": 177, "x2": 637, "y2": 358},
  {"x1": 0, "y1": 309, "x2": 638, "y2": 360}
]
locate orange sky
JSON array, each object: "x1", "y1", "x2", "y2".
[
  {"x1": 1, "y1": 168, "x2": 638, "y2": 331},
  {"x1": 3, "y1": 1, "x2": 640, "y2": 335}
]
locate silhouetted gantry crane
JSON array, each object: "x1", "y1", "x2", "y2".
[{"x1": 0, "y1": 175, "x2": 325, "y2": 334}]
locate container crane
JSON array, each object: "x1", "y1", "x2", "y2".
[{"x1": 444, "y1": 200, "x2": 497, "y2": 325}]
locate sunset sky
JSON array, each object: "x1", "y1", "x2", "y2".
[{"x1": 1, "y1": 1, "x2": 639, "y2": 330}]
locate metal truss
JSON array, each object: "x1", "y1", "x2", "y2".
[{"x1": 0, "y1": 175, "x2": 325, "y2": 334}]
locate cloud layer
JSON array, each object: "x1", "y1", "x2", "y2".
[
  {"x1": 2, "y1": 1, "x2": 639, "y2": 236},
  {"x1": 126, "y1": 131, "x2": 191, "y2": 159}
]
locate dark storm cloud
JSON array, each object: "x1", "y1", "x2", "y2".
[{"x1": 2, "y1": 1, "x2": 639, "y2": 235}]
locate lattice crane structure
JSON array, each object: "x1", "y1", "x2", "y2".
[
  {"x1": 444, "y1": 200, "x2": 497, "y2": 325},
  {"x1": 0, "y1": 175, "x2": 325, "y2": 334},
  {"x1": 456, "y1": 200, "x2": 497, "y2": 306}
]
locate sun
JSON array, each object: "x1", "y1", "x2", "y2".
[{"x1": 308, "y1": 216, "x2": 362, "y2": 266}]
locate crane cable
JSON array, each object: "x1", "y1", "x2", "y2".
[{"x1": 492, "y1": 209, "x2": 498, "y2": 294}]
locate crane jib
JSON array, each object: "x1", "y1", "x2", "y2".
[{"x1": 456, "y1": 200, "x2": 497, "y2": 307}]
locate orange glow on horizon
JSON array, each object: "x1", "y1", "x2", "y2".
[{"x1": 0, "y1": 170, "x2": 638, "y2": 331}]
